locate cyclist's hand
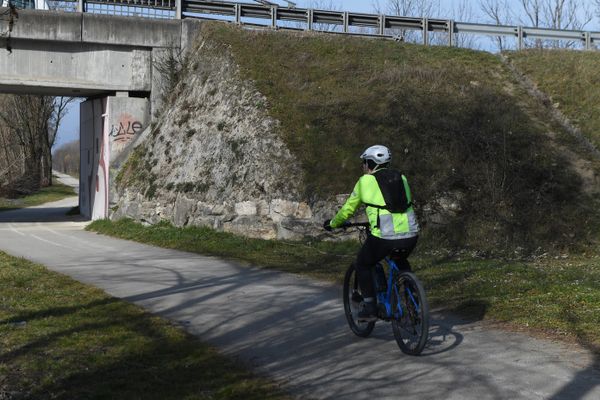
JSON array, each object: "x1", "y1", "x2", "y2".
[{"x1": 323, "y1": 219, "x2": 333, "y2": 231}]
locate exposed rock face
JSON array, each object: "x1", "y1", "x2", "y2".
[{"x1": 112, "y1": 28, "x2": 344, "y2": 239}]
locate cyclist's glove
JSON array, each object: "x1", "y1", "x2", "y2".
[{"x1": 323, "y1": 219, "x2": 333, "y2": 231}]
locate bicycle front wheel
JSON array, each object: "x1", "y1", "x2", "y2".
[
  {"x1": 343, "y1": 264, "x2": 375, "y2": 337},
  {"x1": 391, "y1": 271, "x2": 429, "y2": 355}
]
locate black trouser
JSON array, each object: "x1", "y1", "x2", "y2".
[{"x1": 355, "y1": 234, "x2": 418, "y2": 298}]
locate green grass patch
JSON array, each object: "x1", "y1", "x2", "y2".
[
  {"x1": 0, "y1": 181, "x2": 76, "y2": 212},
  {"x1": 88, "y1": 219, "x2": 600, "y2": 351},
  {"x1": 0, "y1": 251, "x2": 291, "y2": 399},
  {"x1": 507, "y1": 49, "x2": 600, "y2": 150}
]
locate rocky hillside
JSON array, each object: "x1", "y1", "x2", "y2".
[{"x1": 113, "y1": 22, "x2": 600, "y2": 254}]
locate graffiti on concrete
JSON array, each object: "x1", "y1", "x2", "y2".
[{"x1": 109, "y1": 113, "x2": 143, "y2": 143}]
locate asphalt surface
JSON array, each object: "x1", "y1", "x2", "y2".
[{"x1": 0, "y1": 172, "x2": 599, "y2": 399}]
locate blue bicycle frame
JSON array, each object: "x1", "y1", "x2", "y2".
[{"x1": 375, "y1": 257, "x2": 419, "y2": 320}]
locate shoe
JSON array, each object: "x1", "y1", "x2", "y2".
[{"x1": 357, "y1": 301, "x2": 377, "y2": 322}]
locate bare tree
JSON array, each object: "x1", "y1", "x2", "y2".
[
  {"x1": 445, "y1": 0, "x2": 479, "y2": 49},
  {"x1": 52, "y1": 139, "x2": 80, "y2": 177},
  {"x1": 480, "y1": 0, "x2": 514, "y2": 51},
  {"x1": 294, "y1": 0, "x2": 342, "y2": 32},
  {"x1": 0, "y1": 97, "x2": 25, "y2": 195},
  {"x1": 519, "y1": 0, "x2": 592, "y2": 48},
  {"x1": 0, "y1": 95, "x2": 73, "y2": 191}
]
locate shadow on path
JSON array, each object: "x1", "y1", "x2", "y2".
[
  {"x1": 548, "y1": 307, "x2": 600, "y2": 400},
  {"x1": 0, "y1": 203, "x2": 85, "y2": 223}
]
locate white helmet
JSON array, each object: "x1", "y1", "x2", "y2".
[{"x1": 360, "y1": 145, "x2": 391, "y2": 165}]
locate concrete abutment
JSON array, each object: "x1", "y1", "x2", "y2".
[{"x1": 0, "y1": 8, "x2": 202, "y2": 219}]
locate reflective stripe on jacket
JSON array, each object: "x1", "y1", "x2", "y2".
[{"x1": 330, "y1": 169, "x2": 419, "y2": 239}]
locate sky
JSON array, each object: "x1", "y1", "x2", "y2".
[{"x1": 53, "y1": 0, "x2": 599, "y2": 150}]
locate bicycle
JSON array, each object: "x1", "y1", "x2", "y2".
[{"x1": 340, "y1": 222, "x2": 430, "y2": 355}]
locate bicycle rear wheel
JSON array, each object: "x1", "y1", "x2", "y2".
[
  {"x1": 343, "y1": 264, "x2": 375, "y2": 337},
  {"x1": 391, "y1": 271, "x2": 429, "y2": 355}
]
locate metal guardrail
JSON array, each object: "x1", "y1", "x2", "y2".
[
  {"x1": 15, "y1": 0, "x2": 600, "y2": 49},
  {"x1": 86, "y1": 0, "x2": 176, "y2": 9},
  {"x1": 182, "y1": 0, "x2": 600, "y2": 50}
]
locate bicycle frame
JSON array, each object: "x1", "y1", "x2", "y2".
[
  {"x1": 340, "y1": 221, "x2": 430, "y2": 354},
  {"x1": 376, "y1": 257, "x2": 419, "y2": 320},
  {"x1": 339, "y1": 221, "x2": 421, "y2": 322}
]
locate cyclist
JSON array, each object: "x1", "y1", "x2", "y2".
[{"x1": 323, "y1": 145, "x2": 419, "y2": 321}]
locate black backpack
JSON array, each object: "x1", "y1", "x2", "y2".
[{"x1": 365, "y1": 169, "x2": 412, "y2": 214}]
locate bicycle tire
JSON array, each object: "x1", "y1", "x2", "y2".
[
  {"x1": 343, "y1": 264, "x2": 375, "y2": 337},
  {"x1": 391, "y1": 271, "x2": 429, "y2": 355}
]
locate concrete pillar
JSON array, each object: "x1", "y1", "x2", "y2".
[
  {"x1": 80, "y1": 96, "x2": 149, "y2": 220},
  {"x1": 80, "y1": 98, "x2": 107, "y2": 220}
]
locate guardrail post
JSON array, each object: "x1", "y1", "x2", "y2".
[
  {"x1": 378, "y1": 14, "x2": 385, "y2": 36},
  {"x1": 422, "y1": 17, "x2": 429, "y2": 45},
  {"x1": 343, "y1": 11, "x2": 349, "y2": 33},
  {"x1": 271, "y1": 5, "x2": 277, "y2": 29},
  {"x1": 175, "y1": 0, "x2": 182, "y2": 19},
  {"x1": 77, "y1": 0, "x2": 84, "y2": 12},
  {"x1": 584, "y1": 31, "x2": 591, "y2": 50},
  {"x1": 307, "y1": 8, "x2": 313, "y2": 31},
  {"x1": 448, "y1": 19, "x2": 454, "y2": 46},
  {"x1": 517, "y1": 26, "x2": 523, "y2": 50},
  {"x1": 235, "y1": 3, "x2": 241, "y2": 24}
]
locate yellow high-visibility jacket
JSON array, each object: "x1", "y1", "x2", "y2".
[{"x1": 330, "y1": 168, "x2": 419, "y2": 239}]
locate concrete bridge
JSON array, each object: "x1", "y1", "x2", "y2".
[
  {"x1": 0, "y1": 8, "x2": 198, "y2": 97},
  {"x1": 0, "y1": 8, "x2": 201, "y2": 220}
]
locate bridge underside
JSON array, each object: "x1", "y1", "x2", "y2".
[
  {"x1": 0, "y1": 38, "x2": 153, "y2": 97},
  {"x1": 0, "y1": 9, "x2": 200, "y2": 99},
  {"x1": 0, "y1": 84, "x2": 117, "y2": 97}
]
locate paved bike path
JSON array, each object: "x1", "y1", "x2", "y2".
[{"x1": 0, "y1": 174, "x2": 598, "y2": 399}]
